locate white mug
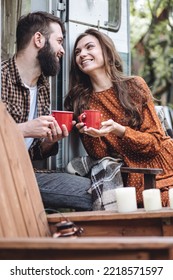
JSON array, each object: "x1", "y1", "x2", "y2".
[
  {"x1": 142, "y1": 189, "x2": 162, "y2": 211},
  {"x1": 115, "y1": 187, "x2": 137, "y2": 213}
]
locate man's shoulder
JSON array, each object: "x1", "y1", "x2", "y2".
[
  {"x1": 1, "y1": 58, "x2": 10, "y2": 70},
  {"x1": 1, "y1": 56, "x2": 14, "y2": 74}
]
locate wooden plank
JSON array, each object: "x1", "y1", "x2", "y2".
[
  {"x1": 15, "y1": 124, "x2": 50, "y2": 237},
  {"x1": 47, "y1": 208, "x2": 173, "y2": 222},
  {"x1": 121, "y1": 167, "x2": 163, "y2": 189},
  {"x1": 0, "y1": 102, "x2": 49, "y2": 237},
  {"x1": 1, "y1": 236, "x2": 173, "y2": 250},
  {"x1": 0, "y1": 237, "x2": 173, "y2": 260},
  {"x1": 169, "y1": 248, "x2": 173, "y2": 259},
  {"x1": 121, "y1": 167, "x2": 163, "y2": 174},
  {"x1": 0, "y1": 219, "x2": 4, "y2": 237},
  {"x1": 47, "y1": 208, "x2": 173, "y2": 237},
  {"x1": 161, "y1": 217, "x2": 173, "y2": 236},
  {"x1": 0, "y1": 135, "x2": 27, "y2": 237},
  {"x1": 0, "y1": 102, "x2": 40, "y2": 237},
  {"x1": 0, "y1": 248, "x2": 151, "y2": 260},
  {"x1": 50, "y1": 218, "x2": 173, "y2": 237}
]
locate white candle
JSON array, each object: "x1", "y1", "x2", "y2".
[
  {"x1": 142, "y1": 189, "x2": 162, "y2": 211},
  {"x1": 115, "y1": 187, "x2": 137, "y2": 213},
  {"x1": 169, "y1": 188, "x2": 173, "y2": 209}
]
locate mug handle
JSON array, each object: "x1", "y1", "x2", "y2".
[{"x1": 78, "y1": 112, "x2": 86, "y2": 123}]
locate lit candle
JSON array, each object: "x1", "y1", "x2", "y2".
[
  {"x1": 169, "y1": 188, "x2": 173, "y2": 209},
  {"x1": 115, "y1": 187, "x2": 137, "y2": 213},
  {"x1": 142, "y1": 189, "x2": 162, "y2": 211}
]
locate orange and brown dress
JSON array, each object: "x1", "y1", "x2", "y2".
[{"x1": 80, "y1": 76, "x2": 173, "y2": 206}]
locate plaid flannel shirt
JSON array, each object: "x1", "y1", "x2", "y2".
[{"x1": 1, "y1": 55, "x2": 58, "y2": 160}]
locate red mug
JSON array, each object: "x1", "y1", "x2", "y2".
[
  {"x1": 78, "y1": 110, "x2": 101, "y2": 129},
  {"x1": 52, "y1": 110, "x2": 74, "y2": 132}
]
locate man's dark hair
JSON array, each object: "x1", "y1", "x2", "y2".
[{"x1": 16, "y1": 11, "x2": 65, "y2": 52}]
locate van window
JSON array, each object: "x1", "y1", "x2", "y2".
[{"x1": 107, "y1": 0, "x2": 121, "y2": 30}]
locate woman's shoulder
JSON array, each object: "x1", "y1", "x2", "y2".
[
  {"x1": 126, "y1": 75, "x2": 152, "y2": 104},
  {"x1": 128, "y1": 75, "x2": 148, "y2": 86},
  {"x1": 127, "y1": 75, "x2": 151, "y2": 92}
]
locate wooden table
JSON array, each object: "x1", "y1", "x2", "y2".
[{"x1": 47, "y1": 208, "x2": 173, "y2": 237}]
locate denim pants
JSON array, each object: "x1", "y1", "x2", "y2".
[{"x1": 35, "y1": 172, "x2": 92, "y2": 211}]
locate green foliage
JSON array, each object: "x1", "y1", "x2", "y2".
[{"x1": 130, "y1": 0, "x2": 173, "y2": 104}]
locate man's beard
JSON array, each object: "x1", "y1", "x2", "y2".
[{"x1": 37, "y1": 39, "x2": 60, "y2": 77}]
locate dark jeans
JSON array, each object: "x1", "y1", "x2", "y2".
[{"x1": 35, "y1": 172, "x2": 92, "y2": 211}]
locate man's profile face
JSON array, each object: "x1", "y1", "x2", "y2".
[
  {"x1": 37, "y1": 39, "x2": 60, "y2": 76},
  {"x1": 37, "y1": 23, "x2": 65, "y2": 77}
]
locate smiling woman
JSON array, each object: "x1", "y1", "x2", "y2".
[{"x1": 64, "y1": 28, "x2": 173, "y2": 208}]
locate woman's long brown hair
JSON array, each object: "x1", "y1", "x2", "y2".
[{"x1": 64, "y1": 28, "x2": 148, "y2": 128}]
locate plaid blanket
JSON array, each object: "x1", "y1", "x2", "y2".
[{"x1": 66, "y1": 156, "x2": 124, "y2": 211}]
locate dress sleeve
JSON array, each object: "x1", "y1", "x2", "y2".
[
  {"x1": 81, "y1": 134, "x2": 111, "y2": 159},
  {"x1": 120, "y1": 78, "x2": 167, "y2": 158}
]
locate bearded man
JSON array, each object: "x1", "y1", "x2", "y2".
[{"x1": 1, "y1": 11, "x2": 92, "y2": 211}]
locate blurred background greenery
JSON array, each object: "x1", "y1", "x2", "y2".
[{"x1": 130, "y1": 0, "x2": 173, "y2": 107}]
